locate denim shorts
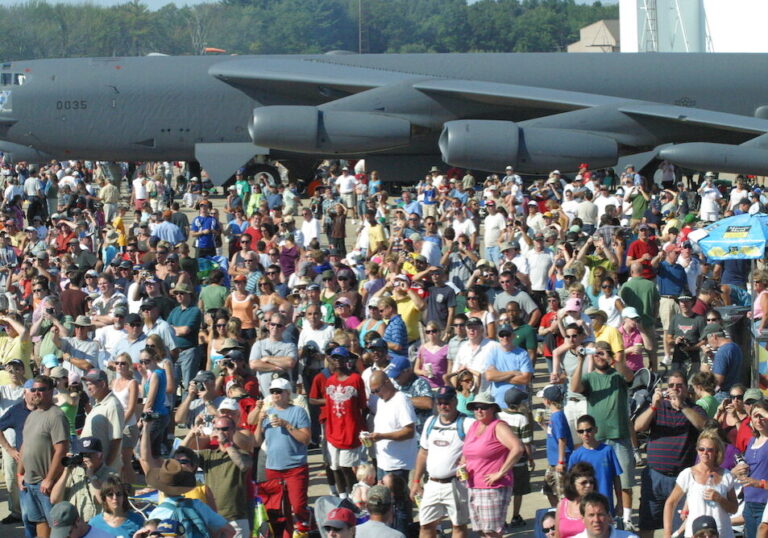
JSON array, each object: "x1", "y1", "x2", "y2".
[{"x1": 20, "y1": 482, "x2": 53, "y2": 524}]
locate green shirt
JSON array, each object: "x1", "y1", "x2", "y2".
[
  {"x1": 580, "y1": 369, "x2": 630, "y2": 441},
  {"x1": 630, "y1": 192, "x2": 649, "y2": 220},
  {"x1": 198, "y1": 448, "x2": 250, "y2": 520},
  {"x1": 619, "y1": 277, "x2": 659, "y2": 330},
  {"x1": 696, "y1": 395, "x2": 719, "y2": 418},
  {"x1": 513, "y1": 324, "x2": 537, "y2": 351},
  {"x1": 199, "y1": 283, "x2": 228, "y2": 311}
]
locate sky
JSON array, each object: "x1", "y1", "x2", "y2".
[{"x1": 0, "y1": 0, "x2": 617, "y2": 11}]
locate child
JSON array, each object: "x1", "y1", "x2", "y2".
[
  {"x1": 499, "y1": 388, "x2": 534, "y2": 527},
  {"x1": 542, "y1": 384, "x2": 573, "y2": 507},
  {"x1": 350, "y1": 463, "x2": 376, "y2": 509},
  {"x1": 568, "y1": 415, "x2": 624, "y2": 519}
]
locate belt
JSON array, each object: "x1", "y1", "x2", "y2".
[
  {"x1": 660, "y1": 295, "x2": 678, "y2": 299},
  {"x1": 429, "y1": 476, "x2": 455, "y2": 484}
]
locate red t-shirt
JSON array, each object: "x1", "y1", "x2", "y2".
[
  {"x1": 324, "y1": 372, "x2": 367, "y2": 450},
  {"x1": 691, "y1": 299, "x2": 709, "y2": 317},
  {"x1": 309, "y1": 370, "x2": 331, "y2": 424},
  {"x1": 736, "y1": 416, "x2": 753, "y2": 453},
  {"x1": 627, "y1": 239, "x2": 658, "y2": 279},
  {"x1": 540, "y1": 311, "x2": 563, "y2": 358},
  {"x1": 223, "y1": 374, "x2": 260, "y2": 399}
]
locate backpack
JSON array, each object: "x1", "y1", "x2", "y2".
[
  {"x1": 425, "y1": 414, "x2": 466, "y2": 441},
  {"x1": 157, "y1": 497, "x2": 210, "y2": 538}
]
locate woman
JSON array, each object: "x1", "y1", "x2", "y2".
[
  {"x1": 414, "y1": 320, "x2": 449, "y2": 389},
  {"x1": 111, "y1": 352, "x2": 139, "y2": 483},
  {"x1": 357, "y1": 303, "x2": 386, "y2": 349},
  {"x1": 584, "y1": 266, "x2": 607, "y2": 308},
  {"x1": 663, "y1": 429, "x2": 738, "y2": 538},
  {"x1": 555, "y1": 462, "x2": 597, "y2": 538},
  {"x1": 733, "y1": 401, "x2": 768, "y2": 538},
  {"x1": 465, "y1": 285, "x2": 496, "y2": 339},
  {"x1": 447, "y1": 369, "x2": 477, "y2": 417},
  {"x1": 715, "y1": 384, "x2": 748, "y2": 446},
  {"x1": 333, "y1": 298, "x2": 361, "y2": 330},
  {"x1": 138, "y1": 346, "x2": 170, "y2": 458},
  {"x1": 87, "y1": 476, "x2": 144, "y2": 536},
  {"x1": 752, "y1": 270, "x2": 768, "y2": 335},
  {"x1": 320, "y1": 271, "x2": 340, "y2": 308},
  {"x1": 691, "y1": 371, "x2": 719, "y2": 418},
  {"x1": 462, "y1": 392, "x2": 524, "y2": 538},
  {"x1": 257, "y1": 278, "x2": 287, "y2": 314},
  {"x1": 52, "y1": 367, "x2": 78, "y2": 440},
  {"x1": 206, "y1": 311, "x2": 231, "y2": 373},
  {"x1": 597, "y1": 277, "x2": 624, "y2": 329},
  {"x1": 225, "y1": 275, "x2": 258, "y2": 342},
  {"x1": 145, "y1": 333, "x2": 176, "y2": 411},
  {"x1": 541, "y1": 511, "x2": 556, "y2": 537},
  {"x1": 619, "y1": 307, "x2": 651, "y2": 372}
]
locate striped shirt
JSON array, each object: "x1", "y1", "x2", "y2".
[{"x1": 646, "y1": 400, "x2": 706, "y2": 475}]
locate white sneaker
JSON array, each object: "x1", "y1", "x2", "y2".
[{"x1": 662, "y1": 355, "x2": 672, "y2": 367}]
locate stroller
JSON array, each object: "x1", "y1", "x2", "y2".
[{"x1": 629, "y1": 366, "x2": 667, "y2": 421}]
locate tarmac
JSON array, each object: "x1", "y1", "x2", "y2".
[{"x1": 0, "y1": 187, "x2": 646, "y2": 537}]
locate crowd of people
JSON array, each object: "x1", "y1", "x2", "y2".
[{"x1": 0, "y1": 156, "x2": 766, "y2": 538}]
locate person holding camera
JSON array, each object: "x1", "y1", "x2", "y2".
[
  {"x1": 138, "y1": 347, "x2": 170, "y2": 458},
  {"x1": 50, "y1": 436, "x2": 117, "y2": 523},
  {"x1": 214, "y1": 349, "x2": 259, "y2": 399}
]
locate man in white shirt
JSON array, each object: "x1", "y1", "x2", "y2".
[
  {"x1": 335, "y1": 167, "x2": 359, "y2": 220},
  {"x1": 697, "y1": 172, "x2": 723, "y2": 222},
  {"x1": 594, "y1": 185, "x2": 622, "y2": 222},
  {"x1": 131, "y1": 171, "x2": 148, "y2": 210},
  {"x1": 452, "y1": 318, "x2": 498, "y2": 391},
  {"x1": 451, "y1": 210, "x2": 477, "y2": 249},
  {"x1": 300, "y1": 207, "x2": 320, "y2": 248},
  {"x1": 483, "y1": 200, "x2": 506, "y2": 266}
]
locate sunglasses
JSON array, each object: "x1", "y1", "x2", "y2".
[
  {"x1": 425, "y1": 329, "x2": 438, "y2": 334},
  {"x1": 467, "y1": 296, "x2": 478, "y2": 300},
  {"x1": 668, "y1": 382, "x2": 685, "y2": 388},
  {"x1": 269, "y1": 389, "x2": 284, "y2": 394},
  {"x1": 577, "y1": 427, "x2": 595, "y2": 434},
  {"x1": 104, "y1": 491, "x2": 124, "y2": 498},
  {"x1": 145, "y1": 344, "x2": 155, "y2": 349},
  {"x1": 542, "y1": 526, "x2": 555, "y2": 533},
  {"x1": 498, "y1": 332, "x2": 513, "y2": 338},
  {"x1": 33, "y1": 288, "x2": 44, "y2": 292},
  {"x1": 453, "y1": 323, "x2": 466, "y2": 327},
  {"x1": 129, "y1": 322, "x2": 142, "y2": 327},
  {"x1": 697, "y1": 446, "x2": 715, "y2": 453},
  {"x1": 706, "y1": 318, "x2": 718, "y2": 322},
  {"x1": 114, "y1": 361, "x2": 130, "y2": 366},
  {"x1": 730, "y1": 394, "x2": 744, "y2": 400},
  {"x1": 175, "y1": 458, "x2": 192, "y2": 466},
  {"x1": 215, "y1": 323, "x2": 227, "y2": 328},
  {"x1": 269, "y1": 322, "x2": 284, "y2": 328},
  {"x1": 29, "y1": 387, "x2": 50, "y2": 393},
  {"x1": 577, "y1": 479, "x2": 595, "y2": 486},
  {"x1": 601, "y1": 285, "x2": 612, "y2": 289},
  {"x1": 214, "y1": 427, "x2": 232, "y2": 432},
  {"x1": 139, "y1": 359, "x2": 152, "y2": 365},
  {"x1": 266, "y1": 271, "x2": 278, "y2": 275},
  {"x1": 472, "y1": 404, "x2": 493, "y2": 411}
]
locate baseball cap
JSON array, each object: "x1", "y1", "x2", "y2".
[
  {"x1": 367, "y1": 485, "x2": 393, "y2": 509},
  {"x1": 74, "y1": 436, "x2": 103, "y2": 454},
  {"x1": 701, "y1": 280, "x2": 720, "y2": 292},
  {"x1": 193, "y1": 371, "x2": 215, "y2": 384},
  {"x1": 50, "y1": 501, "x2": 79, "y2": 538},
  {"x1": 4, "y1": 359, "x2": 23, "y2": 369},
  {"x1": 664, "y1": 243, "x2": 681, "y2": 253},
  {"x1": 367, "y1": 337, "x2": 388, "y2": 351},
  {"x1": 504, "y1": 388, "x2": 528, "y2": 409},
  {"x1": 621, "y1": 306, "x2": 640, "y2": 319},
  {"x1": 82, "y1": 369, "x2": 108, "y2": 384},
  {"x1": 154, "y1": 520, "x2": 186, "y2": 536},
  {"x1": 563, "y1": 267, "x2": 577, "y2": 278},
  {"x1": 385, "y1": 355, "x2": 410, "y2": 379},
  {"x1": 218, "y1": 398, "x2": 239, "y2": 412},
  {"x1": 744, "y1": 388, "x2": 764, "y2": 404},
  {"x1": 125, "y1": 313, "x2": 142, "y2": 325},
  {"x1": 324, "y1": 508, "x2": 357, "y2": 530},
  {"x1": 691, "y1": 515, "x2": 717, "y2": 535},
  {"x1": 677, "y1": 293, "x2": 694, "y2": 302},
  {"x1": 702, "y1": 323, "x2": 725, "y2": 337},
  {"x1": 224, "y1": 349, "x2": 246, "y2": 362},
  {"x1": 465, "y1": 317, "x2": 484, "y2": 329},
  {"x1": 329, "y1": 346, "x2": 352, "y2": 359},
  {"x1": 497, "y1": 324, "x2": 514, "y2": 338},
  {"x1": 50, "y1": 366, "x2": 68, "y2": 379},
  {"x1": 435, "y1": 386, "x2": 457, "y2": 401},
  {"x1": 42, "y1": 354, "x2": 60, "y2": 368},
  {"x1": 269, "y1": 377, "x2": 292, "y2": 393},
  {"x1": 540, "y1": 384, "x2": 564, "y2": 403},
  {"x1": 565, "y1": 297, "x2": 582, "y2": 312}
]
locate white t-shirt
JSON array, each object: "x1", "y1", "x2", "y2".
[
  {"x1": 374, "y1": 391, "x2": 418, "y2": 471},
  {"x1": 0, "y1": 384, "x2": 23, "y2": 446},
  {"x1": 483, "y1": 212, "x2": 506, "y2": 246},
  {"x1": 421, "y1": 240, "x2": 441, "y2": 267},
  {"x1": 335, "y1": 174, "x2": 358, "y2": 194},
  {"x1": 419, "y1": 415, "x2": 475, "y2": 479},
  {"x1": 452, "y1": 218, "x2": 476, "y2": 238},
  {"x1": 594, "y1": 195, "x2": 621, "y2": 221},
  {"x1": 94, "y1": 325, "x2": 128, "y2": 363},
  {"x1": 676, "y1": 467, "x2": 735, "y2": 538},
  {"x1": 526, "y1": 250, "x2": 554, "y2": 291},
  {"x1": 698, "y1": 185, "x2": 722, "y2": 217},
  {"x1": 132, "y1": 177, "x2": 148, "y2": 199},
  {"x1": 561, "y1": 199, "x2": 580, "y2": 224},
  {"x1": 452, "y1": 338, "x2": 498, "y2": 391}
]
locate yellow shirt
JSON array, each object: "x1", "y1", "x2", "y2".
[
  {"x1": 112, "y1": 215, "x2": 127, "y2": 247},
  {"x1": 395, "y1": 295, "x2": 421, "y2": 343},
  {"x1": 594, "y1": 324, "x2": 624, "y2": 355},
  {"x1": 0, "y1": 335, "x2": 33, "y2": 384},
  {"x1": 158, "y1": 483, "x2": 210, "y2": 504},
  {"x1": 368, "y1": 225, "x2": 386, "y2": 254}
]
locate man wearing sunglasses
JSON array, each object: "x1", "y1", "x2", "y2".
[
  {"x1": 667, "y1": 294, "x2": 706, "y2": 378},
  {"x1": 485, "y1": 324, "x2": 533, "y2": 410},
  {"x1": 249, "y1": 313, "x2": 298, "y2": 399},
  {"x1": 634, "y1": 372, "x2": 707, "y2": 537},
  {"x1": 111, "y1": 313, "x2": 147, "y2": 366}
]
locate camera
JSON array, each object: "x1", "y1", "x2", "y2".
[
  {"x1": 221, "y1": 360, "x2": 233, "y2": 370},
  {"x1": 141, "y1": 411, "x2": 160, "y2": 422},
  {"x1": 45, "y1": 308, "x2": 55, "y2": 315},
  {"x1": 195, "y1": 381, "x2": 205, "y2": 392},
  {"x1": 62, "y1": 454, "x2": 84, "y2": 467}
]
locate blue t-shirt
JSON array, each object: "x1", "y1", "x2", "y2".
[
  {"x1": 657, "y1": 261, "x2": 688, "y2": 296},
  {"x1": 546, "y1": 409, "x2": 573, "y2": 466},
  {"x1": 718, "y1": 259, "x2": 750, "y2": 288},
  {"x1": 143, "y1": 368, "x2": 168, "y2": 415},
  {"x1": 191, "y1": 215, "x2": 218, "y2": 250},
  {"x1": 167, "y1": 305, "x2": 202, "y2": 349},
  {"x1": 263, "y1": 405, "x2": 311, "y2": 471},
  {"x1": 0, "y1": 401, "x2": 31, "y2": 449},
  {"x1": 422, "y1": 187, "x2": 436, "y2": 205},
  {"x1": 568, "y1": 443, "x2": 623, "y2": 513},
  {"x1": 148, "y1": 497, "x2": 228, "y2": 533},
  {"x1": 487, "y1": 345, "x2": 533, "y2": 408},
  {"x1": 712, "y1": 342, "x2": 742, "y2": 392},
  {"x1": 267, "y1": 193, "x2": 283, "y2": 210},
  {"x1": 89, "y1": 511, "x2": 144, "y2": 536}
]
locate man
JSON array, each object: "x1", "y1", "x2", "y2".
[
  {"x1": 388, "y1": 357, "x2": 433, "y2": 435},
  {"x1": 667, "y1": 294, "x2": 706, "y2": 379},
  {"x1": 575, "y1": 492, "x2": 639, "y2": 538},
  {"x1": 52, "y1": 315, "x2": 99, "y2": 375},
  {"x1": 0, "y1": 361, "x2": 26, "y2": 524},
  {"x1": 18, "y1": 375, "x2": 70, "y2": 537},
  {"x1": 174, "y1": 369, "x2": 223, "y2": 432},
  {"x1": 620, "y1": 262, "x2": 660, "y2": 370},
  {"x1": 297, "y1": 304, "x2": 334, "y2": 385},
  {"x1": 523, "y1": 232, "x2": 554, "y2": 308},
  {"x1": 587, "y1": 308, "x2": 625, "y2": 363},
  {"x1": 48, "y1": 500, "x2": 114, "y2": 538},
  {"x1": 356, "y1": 485, "x2": 406, "y2": 538},
  {"x1": 506, "y1": 301, "x2": 539, "y2": 365},
  {"x1": 323, "y1": 347, "x2": 366, "y2": 498},
  {"x1": 369, "y1": 370, "x2": 418, "y2": 481},
  {"x1": 190, "y1": 201, "x2": 220, "y2": 258},
  {"x1": 378, "y1": 296, "x2": 409, "y2": 363},
  {"x1": 49, "y1": 437, "x2": 117, "y2": 523},
  {"x1": 300, "y1": 207, "x2": 320, "y2": 248},
  {"x1": 81, "y1": 369, "x2": 125, "y2": 472},
  {"x1": 111, "y1": 313, "x2": 147, "y2": 365},
  {"x1": 152, "y1": 209, "x2": 185, "y2": 245},
  {"x1": 625, "y1": 225, "x2": 658, "y2": 280},
  {"x1": 249, "y1": 313, "x2": 298, "y2": 398},
  {"x1": 485, "y1": 324, "x2": 533, "y2": 409},
  {"x1": 452, "y1": 318, "x2": 498, "y2": 392},
  {"x1": 322, "y1": 507, "x2": 358, "y2": 538},
  {"x1": 651, "y1": 243, "x2": 688, "y2": 364},
  {"x1": 483, "y1": 199, "x2": 506, "y2": 265},
  {"x1": 494, "y1": 272, "x2": 541, "y2": 324},
  {"x1": 701, "y1": 323, "x2": 742, "y2": 401},
  {"x1": 571, "y1": 341, "x2": 636, "y2": 529},
  {"x1": 169, "y1": 202, "x2": 190, "y2": 240},
  {"x1": 90, "y1": 273, "x2": 127, "y2": 329},
  {"x1": 441, "y1": 233, "x2": 478, "y2": 292},
  {"x1": 141, "y1": 298, "x2": 177, "y2": 352},
  {"x1": 167, "y1": 283, "x2": 202, "y2": 392},
  {"x1": 184, "y1": 415, "x2": 253, "y2": 537},
  {"x1": 634, "y1": 372, "x2": 706, "y2": 537},
  {"x1": 410, "y1": 386, "x2": 473, "y2": 538}
]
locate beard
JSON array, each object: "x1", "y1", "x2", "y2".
[{"x1": 595, "y1": 360, "x2": 611, "y2": 372}]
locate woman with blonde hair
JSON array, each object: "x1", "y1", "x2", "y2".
[
  {"x1": 414, "y1": 320, "x2": 449, "y2": 389},
  {"x1": 111, "y1": 352, "x2": 139, "y2": 483},
  {"x1": 663, "y1": 429, "x2": 737, "y2": 538}
]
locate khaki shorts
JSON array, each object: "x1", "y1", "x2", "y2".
[
  {"x1": 419, "y1": 478, "x2": 470, "y2": 526},
  {"x1": 659, "y1": 297, "x2": 679, "y2": 332},
  {"x1": 122, "y1": 424, "x2": 139, "y2": 450},
  {"x1": 328, "y1": 443, "x2": 361, "y2": 470}
]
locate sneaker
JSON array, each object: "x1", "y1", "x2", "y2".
[
  {"x1": 509, "y1": 515, "x2": 525, "y2": 527},
  {"x1": 662, "y1": 355, "x2": 672, "y2": 367},
  {"x1": 634, "y1": 449, "x2": 644, "y2": 467},
  {"x1": 0, "y1": 514, "x2": 21, "y2": 524},
  {"x1": 623, "y1": 518, "x2": 639, "y2": 532}
]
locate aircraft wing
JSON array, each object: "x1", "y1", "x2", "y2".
[{"x1": 618, "y1": 103, "x2": 768, "y2": 135}]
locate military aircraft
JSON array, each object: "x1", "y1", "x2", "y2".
[{"x1": 3, "y1": 52, "x2": 768, "y2": 183}]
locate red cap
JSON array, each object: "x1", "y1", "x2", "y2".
[{"x1": 325, "y1": 508, "x2": 356, "y2": 529}]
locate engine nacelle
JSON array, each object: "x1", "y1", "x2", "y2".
[
  {"x1": 439, "y1": 120, "x2": 618, "y2": 173},
  {"x1": 0, "y1": 141, "x2": 53, "y2": 164},
  {"x1": 659, "y1": 143, "x2": 768, "y2": 176},
  {"x1": 250, "y1": 106, "x2": 411, "y2": 154}
]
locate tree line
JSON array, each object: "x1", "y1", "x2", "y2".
[{"x1": 0, "y1": 0, "x2": 617, "y2": 60}]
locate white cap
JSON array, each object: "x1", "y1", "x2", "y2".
[
  {"x1": 219, "y1": 398, "x2": 239, "y2": 412},
  {"x1": 269, "y1": 377, "x2": 292, "y2": 393},
  {"x1": 622, "y1": 306, "x2": 640, "y2": 319}
]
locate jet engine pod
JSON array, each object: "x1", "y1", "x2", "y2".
[
  {"x1": 0, "y1": 141, "x2": 53, "y2": 164},
  {"x1": 250, "y1": 106, "x2": 411, "y2": 154},
  {"x1": 659, "y1": 143, "x2": 768, "y2": 176},
  {"x1": 439, "y1": 120, "x2": 618, "y2": 173}
]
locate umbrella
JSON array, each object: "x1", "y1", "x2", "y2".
[{"x1": 694, "y1": 212, "x2": 768, "y2": 260}]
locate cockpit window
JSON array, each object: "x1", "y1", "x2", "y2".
[{"x1": 0, "y1": 73, "x2": 25, "y2": 86}]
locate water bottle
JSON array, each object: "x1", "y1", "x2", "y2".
[{"x1": 705, "y1": 473, "x2": 717, "y2": 509}]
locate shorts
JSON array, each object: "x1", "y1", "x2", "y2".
[
  {"x1": 512, "y1": 465, "x2": 531, "y2": 496},
  {"x1": 639, "y1": 467, "x2": 679, "y2": 531},
  {"x1": 605, "y1": 438, "x2": 635, "y2": 489},
  {"x1": 122, "y1": 424, "x2": 139, "y2": 450},
  {"x1": 341, "y1": 193, "x2": 356, "y2": 209},
  {"x1": 419, "y1": 478, "x2": 470, "y2": 527},
  {"x1": 542, "y1": 466, "x2": 565, "y2": 498},
  {"x1": 468, "y1": 486, "x2": 512, "y2": 533},
  {"x1": 659, "y1": 297, "x2": 679, "y2": 332},
  {"x1": 20, "y1": 482, "x2": 53, "y2": 524},
  {"x1": 327, "y1": 443, "x2": 360, "y2": 470}
]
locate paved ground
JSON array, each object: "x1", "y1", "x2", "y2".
[{"x1": 0, "y1": 186, "x2": 646, "y2": 536}]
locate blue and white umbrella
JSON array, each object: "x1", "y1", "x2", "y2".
[{"x1": 694, "y1": 212, "x2": 768, "y2": 260}]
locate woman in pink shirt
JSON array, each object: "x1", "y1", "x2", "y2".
[
  {"x1": 619, "y1": 307, "x2": 651, "y2": 372},
  {"x1": 556, "y1": 463, "x2": 597, "y2": 538},
  {"x1": 462, "y1": 392, "x2": 524, "y2": 538}
]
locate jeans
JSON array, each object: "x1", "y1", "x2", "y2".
[
  {"x1": 174, "y1": 346, "x2": 201, "y2": 393},
  {"x1": 744, "y1": 501, "x2": 765, "y2": 538},
  {"x1": 485, "y1": 246, "x2": 501, "y2": 266},
  {"x1": 19, "y1": 482, "x2": 52, "y2": 525}
]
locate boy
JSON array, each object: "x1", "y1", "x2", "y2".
[
  {"x1": 542, "y1": 384, "x2": 573, "y2": 507},
  {"x1": 568, "y1": 414, "x2": 623, "y2": 517},
  {"x1": 499, "y1": 388, "x2": 534, "y2": 527}
]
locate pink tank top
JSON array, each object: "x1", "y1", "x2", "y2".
[
  {"x1": 462, "y1": 418, "x2": 513, "y2": 489},
  {"x1": 557, "y1": 497, "x2": 586, "y2": 538},
  {"x1": 754, "y1": 289, "x2": 768, "y2": 320}
]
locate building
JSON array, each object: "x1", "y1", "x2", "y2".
[{"x1": 567, "y1": 20, "x2": 620, "y2": 53}]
